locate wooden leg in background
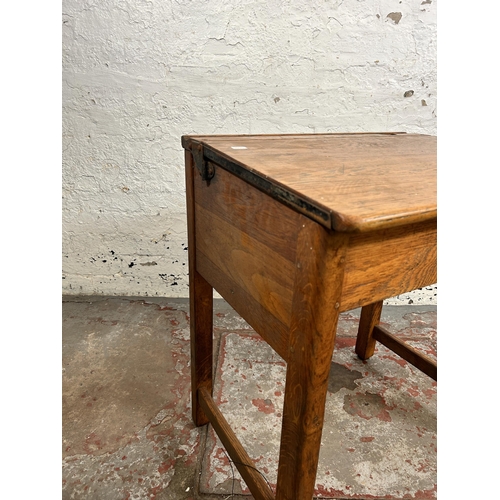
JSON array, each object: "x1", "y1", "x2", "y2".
[
  {"x1": 276, "y1": 219, "x2": 349, "y2": 500},
  {"x1": 189, "y1": 271, "x2": 213, "y2": 426},
  {"x1": 355, "y1": 300, "x2": 383, "y2": 361},
  {"x1": 186, "y1": 150, "x2": 214, "y2": 426}
]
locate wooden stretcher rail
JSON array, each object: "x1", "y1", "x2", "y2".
[
  {"x1": 198, "y1": 387, "x2": 275, "y2": 500},
  {"x1": 372, "y1": 325, "x2": 437, "y2": 381}
]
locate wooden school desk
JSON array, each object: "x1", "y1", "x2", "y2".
[{"x1": 182, "y1": 133, "x2": 437, "y2": 500}]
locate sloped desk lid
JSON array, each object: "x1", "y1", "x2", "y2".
[{"x1": 182, "y1": 133, "x2": 437, "y2": 233}]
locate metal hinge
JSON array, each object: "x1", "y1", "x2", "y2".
[{"x1": 191, "y1": 142, "x2": 215, "y2": 183}]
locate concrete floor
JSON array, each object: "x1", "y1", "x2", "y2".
[{"x1": 62, "y1": 296, "x2": 437, "y2": 499}]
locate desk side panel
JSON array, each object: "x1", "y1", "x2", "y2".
[
  {"x1": 341, "y1": 219, "x2": 437, "y2": 311},
  {"x1": 194, "y1": 166, "x2": 302, "y2": 360}
]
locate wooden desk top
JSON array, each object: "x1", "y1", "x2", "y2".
[{"x1": 182, "y1": 133, "x2": 436, "y2": 232}]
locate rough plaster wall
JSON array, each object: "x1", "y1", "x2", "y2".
[{"x1": 62, "y1": 0, "x2": 437, "y2": 304}]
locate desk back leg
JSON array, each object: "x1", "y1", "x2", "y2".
[
  {"x1": 276, "y1": 219, "x2": 348, "y2": 499},
  {"x1": 186, "y1": 150, "x2": 214, "y2": 427},
  {"x1": 355, "y1": 300, "x2": 384, "y2": 360}
]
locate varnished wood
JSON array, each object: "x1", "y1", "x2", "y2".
[
  {"x1": 356, "y1": 301, "x2": 437, "y2": 380},
  {"x1": 276, "y1": 219, "x2": 349, "y2": 499},
  {"x1": 355, "y1": 301, "x2": 384, "y2": 360},
  {"x1": 195, "y1": 206, "x2": 294, "y2": 327},
  {"x1": 181, "y1": 132, "x2": 406, "y2": 150},
  {"x1": 193, "y1": 165, "x2": 301, "y2": 360},
  {"x1": 183, "y1": 133, "x2": 437, "y2": 499},
  {"x1": 373, "y1": 325, "x2": 437, "y2": 380},
  {"x1": 198, "y1": 387, "x2": 275, "y2": 500},
  {"x1": 182, "y1": 133, "x2": 436, "y2": 232},
  {"x1": 341, "y1": 219, "x2": 437, "y2": 311},
  {"x1": 195, "y1": 162, "x2": 301, "y2": 263},
  {"x1": 185, "y1": 150, "x2": 214, "y2": 426},
  {"x1": 196, "y1": 251, "x2": 290, "y2": 361}
]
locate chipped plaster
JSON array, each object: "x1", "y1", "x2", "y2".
[{"x1": 62, "y1": 0, "x2": 437, "y2": 303}]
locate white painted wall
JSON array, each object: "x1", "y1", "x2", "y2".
[{"x1": 62, "y1": 0, "x2": 437, "y2": 304}]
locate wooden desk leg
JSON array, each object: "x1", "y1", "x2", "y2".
[
  {"x1": 355, "y1": 301, "x2": 383, "y2": 361},
  {"x1": 186, "y1": 150, "x2": 214, "y2": 427},
  {"x1": 189, "y1": 271, "x2": 213, "y2": 426},
  {"x1": 276, "y1": 220, "x2": 349, "y2": 500}
]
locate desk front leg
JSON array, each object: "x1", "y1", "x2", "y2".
[{"x1": 276, "y1": 220, "x2": 349, "y2": 500}]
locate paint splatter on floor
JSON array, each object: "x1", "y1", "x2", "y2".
[
  {"x1": 201, "y1": 326, "x2": 436, "y2": 498},
  {"x1": 63, "y1": 298, "x2": 436, "y2": 499}
]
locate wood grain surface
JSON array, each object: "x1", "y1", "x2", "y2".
[
  {"x1": 373, "y1": 325, "x2": 437, "y2": 380},
  {"x1": 341, "y1": 218, "x2": 436, "y2": 311},
  {"x1": 355, "y1": 300, "x2": 384, "y2": 360},
  {"x1": 185, "y1": 151, "x2": 214, "y2": 426},
  {"x1": 193, "y1": 165, "x2": 302, "y2": 360},
  {"x1": 276, "y1": 220, "x2": 349, "y2": 499},
  {"x1": 183, "y1": 133, "x2": 436, "y2": 232}
]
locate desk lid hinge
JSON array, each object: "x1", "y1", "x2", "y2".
[{"x1": 191, "y1": 142, "x2": 215, "y2": 183}]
